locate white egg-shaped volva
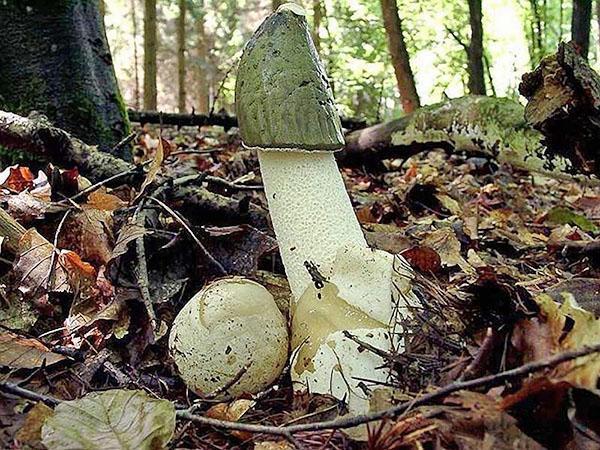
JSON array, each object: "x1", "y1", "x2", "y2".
[{"x1": 169, "y1": 277, "x2": 289, "y2": 397}]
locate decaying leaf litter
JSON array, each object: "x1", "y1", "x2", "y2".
[{"x1": 2, "y1": 28, "x2": 600, "y2": 450}]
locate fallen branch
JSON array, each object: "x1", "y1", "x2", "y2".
[
  {"x1": 4, "y1": 343, "x2": 598, "y2": 446},
  {"x1": 128, "y1": 109, "x2": 367, "y2": 132},
  {"x1": 0, "y1": 110, "x2": 270, "y2": 229}
]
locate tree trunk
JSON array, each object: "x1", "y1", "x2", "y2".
[
  {"x1": 177, "y1": 0, "x2": 186, "y2": 113},
  {"x1": 467, "y1": 0, "x2": 486, "y2": 95},
  {"x1": 312, "y1": 0, "x2": 322, "y2": 53},
  {"x1": 0, "y1": 0, "x2": 130, "y2": 157},
  {"x1": 379, "y1": 0, "x2": 420, "y2": 113},
  {"x1": 572, "y1": 0, "x2": 592, "y2": 59},
  {"x1": 143, "y1": 0, "x2": 157, "y2": 110},
  {"x1": 131, "y1": 0, "x2": 141, "y2": 110},
  {"x1": 196, "y1": 13, "x2": 210, "y2": 115},
  {"x1": 597, "y1": 0, "x2": 600, "y2": 50}
]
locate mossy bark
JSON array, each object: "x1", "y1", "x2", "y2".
[{"x1": 0, "y1": 0, "x2": 130, "y2": 158}]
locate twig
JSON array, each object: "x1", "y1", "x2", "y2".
[
  {"x1": 204, "y1": 175, "x2": 263, "y2": 191},
  {"x1": 0, "y1": 381, "x2": 59, "y2": 406},
  {"x1": 149, "y1": 197, "x2": 227, "y2": 275},
  {"x1": 62, "y1": 161, "x2": 149, "y2": 204},
  {"x1": 2, "y1": 344, "x2": 599, "y2": 448},
  {"x1": 111, "y1": 131, "x2": 138, "y2": 155},
  {"x1": 176, "y1": 343, "x2": 600, "y2": 434},
  {"x1": 133, "y1": 204, "x2": 157, "y2": 330}
]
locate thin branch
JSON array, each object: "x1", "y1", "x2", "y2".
[
  {"x1": 176, "y1": 343, "x2": 600, "y2": 434},
  {"x1": 2, "y1": 344, "x2": 599, "y2": 447},
  {"x1": 149, "y1": 196, "x2": 227, "y2": 275}
]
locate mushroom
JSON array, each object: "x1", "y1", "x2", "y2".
[
  {"x1": 169, "y1": 277, "x2": 288, "y2": 397},
  {"x1": 235, "y1": 4, "x2": 418, "y2": 416},
  {"x1": 235, "y1": 3, "x2": 367, "y2": 300}
]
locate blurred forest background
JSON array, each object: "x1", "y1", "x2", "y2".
[{"x1": 103, "y1": 0, "x2": 600, "y2": 122}]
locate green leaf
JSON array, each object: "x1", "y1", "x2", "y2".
[
  {"x1": 546, "y1": 207, "x2": 599, "y2": 233},
  {"x1": 41, "y1": 390, "x2": 175, "y2": 450}
]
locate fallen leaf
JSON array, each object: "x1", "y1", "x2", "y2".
[
  {"x1": 206, "y1": 399, "x2": 256, "y2": 440},
  {"x1": 0, "y1": 166, "x2": 34, "y2": 192},
  {"x1": 109, "y1": 223, "x2": 148, "y2": 262},
  {"x1": 41, "y1": 389, "x2": 175, "y2": 450},
  {"x1": 135, "y1": 134, "x2": 165, "y2": 202},
  {"x1": 15, "y1": 402, "x2": 54, "y2": 446},
  {"x1": 59, "y1": 208, "x2": 114, "y2": 266},
  {"x1": 202, "y1": 225, "x2": 277, "y2": 275},
  {"x1": 0, "y1": 331, "x2": 65, "y2": 368},
  {"x1": 401, "y1": 245, "x2": 442, "y2": 273},
  {"x1": 422, "y1": 227, "x2": 472, "y2": 272}
]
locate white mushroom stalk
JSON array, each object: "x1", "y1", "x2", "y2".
[{"x1": 235, "y1": 3, "x2": 418, "y2": 417}]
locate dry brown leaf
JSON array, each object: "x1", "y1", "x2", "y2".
[
  {"x1": 85, "y1": 189, "x2": 126, "y2": 211},
  {"x1": 422, "y1": 227, "x2": 472, "y2": 272},
  {"x1": 513, "y1": 294, "x2": 600, "y2": 389},
  {"x1": 135, "y1": 134, "x2": 165, "y2": 202},
  {"x1": 15, "y1": 402, "x2": 54, "y2": 446},
  {"x1": 0, "y1": 331, "x2": 65, "y2": 368},
  {"x1": 59, "y1": 208, "x2": 114, "y2": 266},
  {"x1": 13, "y1": 229, "x2": 71, "y2": 296},
  {"x1": 206, "y1": 399, "x2": 256, "y2": 440},
  {"x1": 401, "y1": 245, "x2": 442, "y2": 273},
  {"x1": 369, "y1": 391, "x2": 542, "y2": 450},
  {"x1": 0, "y1": 166, "x2": 34, "y2": 192}
]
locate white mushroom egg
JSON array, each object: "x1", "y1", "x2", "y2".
[{"x1": 169, "y1": 277, "x2": 289, "y2": 397}]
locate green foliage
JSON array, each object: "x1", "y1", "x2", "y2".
[{"x1": 105, "y1": 0, "x2": 600, "y2": 123}]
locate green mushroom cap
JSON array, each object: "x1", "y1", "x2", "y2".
[{"x1": 235, "y1": 4, "x2": 344, "y2": 151}]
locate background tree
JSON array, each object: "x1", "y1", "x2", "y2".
[
  {"x1": 467, "y1": 0, "x2": 485, "y2": 94},
  {"x1": 379, "y1": 0, "x2": 420, "y2": 113},
  {"x1": 177, "y1": 0, "x2": 186, "y2": 112},
  {"x1": 0, "y1": 0, "x2": 129, "y2": 156},
  {"x1": 312, "y1": 0, "x2": 323, "y2": 53},
  {"x1": 572, "y1": 0, "x2": 592, "y2": 59},
  {"x1": 143, "y1": 0, "x2": 157, "y2": 110},
  {"x1": 131, "y1": 0, "x2": 141, "y2": 110}
]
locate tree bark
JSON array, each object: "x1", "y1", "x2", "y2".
[
  {"x1": 177, "y1": 0, "x2": 187, "y2": 113},
  {"x1": 196, "y1": 11, "x2": 210, "y2": 115},
  {"x1": 312, "y1": 0, "x2": 323, "y2": 53},
  {"x1": 572, "y1": 0, "x2": 592, "y2": 59},
  {"x1": 0, "y1": 0, "x2": 130, "y2": 156},
  {"x1": 467, "y1": 0, "x2": 486, "y2": 95},
  {"x1": 520, "y1": 41, "x2": 600, "y2": 176},
  {"x1": 131, "y1": 0, "x2": 141, "y2": 110},
  {"x1": 379, "y1": 0, "x2": 420, "y2": 113},
  {"x1": 143, "y1": 0, "x2": 158, "y2": 110}
]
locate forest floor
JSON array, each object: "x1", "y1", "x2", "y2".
[{"x1": 1, "y1": 122, "x2": 600, "y2": 449}]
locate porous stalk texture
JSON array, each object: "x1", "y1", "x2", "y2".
[{"x1": 258, "y1": 150, "x2": 367, "y2": 299}]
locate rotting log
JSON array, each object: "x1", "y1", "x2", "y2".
[
  {"x1": 519, "y1": 41, "x2": 600, "y2": 177},
  {"x1": 0, "y1": 110, "x2": 269, "y2": 229},
  {"x1": 128, "y1": 109, "x2": 367, "y2": 131},
  {"x1": 337, "y1": 95, "x2": 594, "y2": 182}
]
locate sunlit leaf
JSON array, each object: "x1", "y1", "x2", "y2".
[{"x1": 41, "y1": 390, "x2": 175, "y2": 450}]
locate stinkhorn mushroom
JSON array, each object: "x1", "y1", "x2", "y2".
[
  {"x1": 169, "y1": 277, "x2": 288, "y2": 397},
  {"x1": 235, "y1": 4, "x2": 417, "y2": 416}
]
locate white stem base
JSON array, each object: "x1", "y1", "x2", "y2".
[{"x1": 258, "y1": 150, "x2": 367, "y2": 300}]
